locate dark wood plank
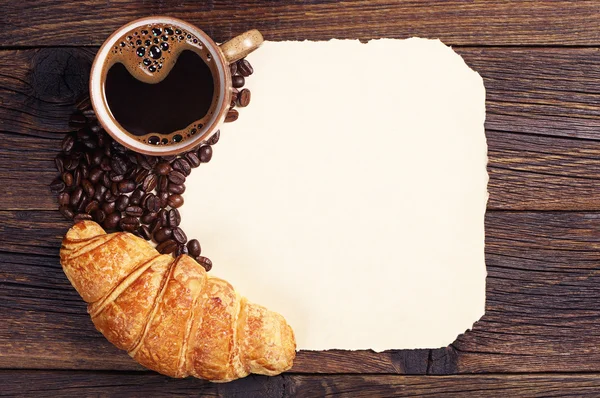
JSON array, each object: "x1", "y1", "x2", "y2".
[
  {"x1": 2, "y1": 1, "x2": 599, "y2": 46},
  {"x1": 3, "y1": 371, "x2": 600, "y2": 397},
  {"x1": 3, "y1": 48, "x2": 600, "y2": 211},
  {"x1": 3, "y1": 211, "x2": 600, "y2": 374}
]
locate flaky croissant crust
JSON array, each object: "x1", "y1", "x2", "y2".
[{"x1": 60, "y1": 221, "x2": 295, "y2": 382}]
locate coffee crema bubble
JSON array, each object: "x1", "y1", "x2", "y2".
[{"x1": 104, "y1": 23, "x2": 218, "y2": 146}]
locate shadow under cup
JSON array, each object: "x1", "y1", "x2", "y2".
[{"x1": 90, "y1": 17, "x2": 231, "y2": 156}]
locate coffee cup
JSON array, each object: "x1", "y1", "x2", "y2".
[{"x1": 90, "y1": 16, "x2": 263, "y2": 155}]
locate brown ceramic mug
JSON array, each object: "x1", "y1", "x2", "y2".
[{"x1": 90, "y1": 16, "x2": 263, "y2": 155}]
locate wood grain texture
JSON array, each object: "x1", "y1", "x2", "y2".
[
  {"x1": 3, "y1": 371, "x2": 600, "y2": 397},
  {"x1": 3, "y1": 211, "x2": 600, "y2": 374},
  {"x1": 2, "y1": 1, "x2": 600, "y2": 47},
  {"x1": 3, "y1": 48, "x2": 600, "y2": 211}
]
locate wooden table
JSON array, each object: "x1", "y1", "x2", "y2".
[{"x1": 2, "y1": 1, "x2": 600, "y2": 396}]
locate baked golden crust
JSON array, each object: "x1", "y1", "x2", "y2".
[{"x1": 60, "y1": 221, "x2": 295, "y2": 382}]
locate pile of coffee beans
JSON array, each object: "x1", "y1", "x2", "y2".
[{"x1": 50, "y1": 57, "x2": 255, "y2": 272}]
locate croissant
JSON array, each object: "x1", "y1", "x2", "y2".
[{"x1": 60, "y1": 221, "x2": 295, "y2": 382}]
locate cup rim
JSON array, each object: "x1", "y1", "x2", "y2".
[{"x1": 89, "y1": 16, "x2": 230, "y2": 156}]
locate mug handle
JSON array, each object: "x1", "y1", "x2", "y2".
[{"x1": 220, "y1": 29, "x2": 264, "y2": 64}]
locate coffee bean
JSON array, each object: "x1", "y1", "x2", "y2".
[
  {"x1": 111, "y1": 182, "x2": 119, "y2": 196},
  {"x1": 55, "y1": 156, "x2": 65, "y2": 173},
  {"x1": 167, "y1": 183, "x2": 185, "y2": 194},
  {"x1": 141, "y1": 211, "x2": 158, "y2": 224},
  {"x1": 156, "y1": 239, "x2": 178, "y2": 254},
  {"x1": 187, "y1": 239, "x2": 201, "y2": 257},
  {"x1": 158, "y1": 209, "x2": 168, "y2": 225},
  {"x1": 96, "y1": 131, "x2": 106, "y2": 147},
  {"x1": 175, "y1": 244, "x2": 188, "y2": 257},
  {"x1": 82, "y1": 179, "x2": 95, "y2": 197},
  {"x1": 232, "y1": 75, "x2": 245, "y2": 88},
  {"x1": 225, "y1": 109, "x2": 239, "y2": 123},
  {"x1": 111, "y1": 156, "x2": 128, "y2": 175},
  {"x1": 59, "y1": 205, "x2": 74, "y2": 220},
  {"x1": 154, "y1": 227, "x2": 173, "y2": 243},
  {"x1": 76, "y1": 195, "x2": 89, "y2": 213},
  {"x1": 92, "y1": 209, "x2": 106, "y2": 223},
  {"x1": 155, "y1": 161, "x2": 172, "y2": 175},
  {"x1": 79, "y1": 164, "x2": 89, "y2": 179},
  {"x1": 62, "y1": 172, "x2": 74, "y2": 187},
  {"x1": 196, "y1": 256, "x2": 212, "y2": 271},
  {"x1": 142, "y1": 173, "x2": 158, "y2": 192},
  {"x1": 237, "y1": 89, "x2": 251, "y2": 107},
  {"x1": 230, "y1": 62, "x2": 238, "y2": 76},
  {"x1": 61, "y1": 134, "x2": 75, "y2": 153},
  {"x1": 125, "y1": 205, "x2": 144, "y2": 217},
  {"x1": 82, "y1": 138, "x2": 97, "y2": 150},
  {"x1": 144, "y1": 194, "x2": 161, "y2": 213},
  {"x1": 104, "y1": 212, "x2": 121, "y2": 229},
  {"x1": 139, "y1": 225, "x2": 152, "y2": 240},
  {"x1": 136, "y1": 153, "x2": 152, "y2": 170},
  {"x1": 57, "y1": 192, "x2": 70, "y2": 206},
  {"x1": 168, "y1": 170, "x2": 186, "y2": 185},
  {"x1": 111, "y1": 140, "x2": 127, "y2": 154},
  {"x1": 184, "y1": 152, "x2": 201, "y2": 168},
  {"x1": 93, "y1": 184, "x2": 107, "y2": 202},
  {"x1": 118, "y1": 180, "x2": 136, "y2": 193},
  {"x1": 207, "y1": 130, "x2": 220, "y2": 145},
  {"x1": 149, "y1": 218, "x2": 162, "y2": 234},
  {"x1": 157, "y1": 191, "x2": 169, "y2": 208},
  {"x1": 120, "y1": 216, "x2": 140, "y2": 232},
  {"x1": 172, "y1": 158, "x2": 191, "y2": 176},
  {"x1": 172, "y1": 227, "x2": 187, "y2": 244},
  {"x1": 74, "y1": 213, "x2": 93, "y2": 222},
  {"x1": 237, "y1": 59, "x2": 253, "y2": 76},
  {"x1": 198, "y1": 146, "x2": 213, "y2": 163},
  {"x1": 125, "y1": 167, "x2": 137, "y2": 180},
  {"x1": 130, "y1": 188, "x2": 145, "y2": 205},
  {"x1": 91, "y1": 150, "x2": 104, "y2": 166},
  {"x1": 167, "y1": 194, "x2": 184, "y2": 208},
  {"x1": 161, "y1": 155, "x2": 177, "y2": 163},
  {"x1": 231, "y1": 87, "x2": 239, "y2": 103},
  {"x1": 88, "y1": 166, "x2": 103, "y2": 184},
  {"x1": 73, "y1": 168, "x2": 82, "y2": 187},
  {"x1": 167, "y1": 209, "x2": 181, "y2": 227},
  {"x1": 70, "y1": 187, "x2": 83, "y2": 207},
  {"x1": 85, "y1": 200, "x2": 99, "y2": 214},
  {"x1": 104, "y1": 190, "x2": 118, "y2": 203},
  {"x1": 109, "y1": 171, "x2": 124, "y2": 182},
  {"x1": 100, "y1": 157, "x2": 112, "y2": 172},
  {"x1": 157, "y1": 175, "x2": 169, "y2": 192},
  {"x1": 116, "y1": 195, "x2": 130, "y2": 212},
  {"x1": 102, "y1": 201, "x2": 116, "y2": 214}
]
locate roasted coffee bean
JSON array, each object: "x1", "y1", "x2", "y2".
[
  {"x1": 102, "y1": 201, "x2": 116, "y2": 214},
  {"x1": 54, "y1": 156, "x2": 65, "y2": 173},
  {"x1": 232, "y1": 75, "x2": 245, "y2": 88},
  {"x1": 175, "y1": 244, "x2": 188, "y2": 257},
  {"x1": 139, "y1": 225, "x2": 152, "y2": 240},
  {"x1": 137, "y1": 153, "x2": 152, "y2": 170},
  {"x1": 118, "y1": 180, "x2": 136, "y2": 193},
  {"x1": 111, "y1": 182, "x2": 119, "y2": 196},
  {"x1": 130, "y1": 188, "x2": 144, "y2": 206},
  {"x1": 70, "y1": 187, "x2": 83, "y2": 207},
  {"x1": 172, "y1": 227, "x2": 187, "y2": 244},
  {"x1": 125, "y1": 205, "x2": 144, "y2": 217},
  {"x1": 50, "y1": 178, "x2": 66, "y2": 193},
  {"x1": 84, "y1": 151, "x2": 93, "y2": 167},
  {"x1": 167, "y1": 209, "x2": 181, "y2": 227},
  {"x1": 91, "y1": 123, "x2": 102, "y2": 134},
  {"x1": 96, "y1": 132, "x2": 106, "y2": 148},
  {"x1": 77, "y1": 128, "x2": 92, "y2": 143},
  {"x1": 104, "y1": 190, "x2": 118, "y2": 203},
  {"x1": 237, "y1": 59, "x2": 253, "y2": 76},
  {"x1": 141, "y1": 211, "x2": 158, "y2": 224},
  {"x1": 82, "y1": 138, "x2": 97, "y2": 149},
  {"x1": 101, "y1": 172, "x2": 111, "y2": 188},
  {"x1": 115, "y1": 195, "x2": 130, "y2": 212},
  {"x1": 156, "y1": 191, "x2": 168, "y2": 208},
  {"x1": 111, "y1": 155, "x2": 128, "y2": 175},
  {"x1": 93, "y1": 184, "x2": 107, "y2": 202},
  {"x1": 111, "y1": 140, "x2": 127, "y2": 154},
  {"x1": 64, "y1": 157, "x2": 79, "y2": 171},
  {"x1": 91, "y1": 150, "x2": 104, "y2": 166},
  {"x1": 109, "y1": 171, "x2": 125, "y2": 182},
  {"x1": 198, "y1": 146, "x2": 213, "y2": 163},
  {"x1": 125, "y1": 167, "x2": 137, "y2": 180},
  {"x1": 85, "y1": 200, "x2": 99, "y2": 214},
  {"x1": 167, "y1": 194, "x2": 184, "y2": 208},
  {"x1": 142, "y1": 173, "x2": 158, "y2": 192},
  {"x1": 144, "y1": 194, "x2": 161, "y2": 213},
  {"x1": 155, "y1": 161, "x2": 172, "y2": 175},
  {"x1": 172, "y1": 158, "x2": 191, "y2": 176},
  {"x1": 207, "y1": 130, "x2": 220, "y2": 145},
  {"x1": 149, "y1": 218, "x2": 162, "y2": 234},
  {"x1": 82, "y1": 179, "x2": 95, "y2": 197},
  {"x1": 76, "y1": 194, "x2": 89, "y2": 213},
  {"x1": 231, "y1": 87, "x2": 239, "y2": 105},
  {"x1": 157, "y1": 239, "x2": 178, "y2": 254},
  {"x1": 157, "y1": 175, "x2": 169, "y2": 192},
  {"x1": 184, "y1": 151, "x2": 201, "y2": 168},
  {"x1": 167, "y1": 183, "x2": 185, "y2": 194},
  {"x1": 73, "y1": 168, "x2": 82, "y2": 187},
  {"x1": 79, "y1": 163, "x2": 89, "y2": 179},
  {"x1": 196, "y1": 256, "x2": 212, "y2": 271},
  {"x1": 135, "y1": 168, "x2": 150, "y2": 185},
  {"x1": 187, "y1": 239, "x2": 201, "y2": 257},
  {"x1": 74, "y1": 213, "x2": 93, "y2": 222},
  {"x1": 100, "y1": 157, "x2": 112, "y2": 172},
  {"x1": 168, "y1": 170, "x2": 186, "y2": 185},
  {"x1": 59, "y1": 205, "x2": 74, "y2": 220},
  {"x1": 225, "y1": 109, "x2": 239, "y2": 123},
  {"x1": 230, "y1": 62, "x2": 238, "y2": 76},
  {"x1": 82, "y1": 108, "x2": 96, "y2": 118},
  {"x1": 92, "y1": 209, "x2": 106, "y2": 223},
  {"x1": 69, "y1": 113, "x2": 87, "y2": 128},
  {"x1": 104, "y1": 212, "x2": 121, "y2": 229},
  {"x1": 237, "y1": 89, "x2": 251, "y2": 107},
  {"x1": 61, "y1": 134, "x2": 75, "y2": 153},
  {"x1": 58, "y1": 192, "x2": 70, "y2": 206},
  {"x1": 62, "y1": 171, "x2": 74, "y2": 187},
  {"x1": 161, "y1": 155, "x2": 177, "y2": 163},
  {"x1": 158, "y1": 209, "x2": 168, "y2": 225},
  {"x1": 120, "y1": 216, "x2": 140, "y2": 232},
  {"x1": 154, "y1": 227, "x2": 173, "y2": 243}
]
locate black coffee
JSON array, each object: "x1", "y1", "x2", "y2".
[{"x1": 105, "y1": 50, "x2": 214, "y2": 137}]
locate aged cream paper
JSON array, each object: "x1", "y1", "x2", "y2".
[{"x1": 180, "y1": 39, "x2": 488, "y2": 351}]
